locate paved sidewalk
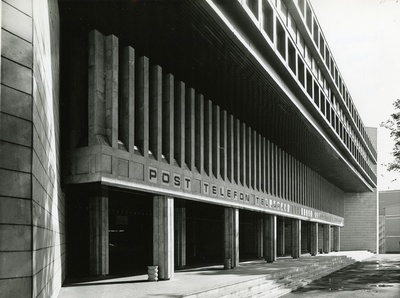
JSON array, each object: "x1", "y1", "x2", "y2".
[
  {"x1": 58, "y1": 251, "x2": 374, "y2": 298},
  {"x1": 283, "y1": 254, "x2": 400, "y2": 298}
]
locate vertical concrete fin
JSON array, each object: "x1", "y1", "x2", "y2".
[
  {"x1": 136, "y1": 56, "x2": 149, "y2": 157},
  {"x1": 88, "y1": 30, "x2": 105, "y2": 145},
  {"x1": 121, "y1": 46, "x2": 135, "y2": 152},
  {"x1": 240, "y1": 123, "x2": 246, "y2": 186},
  {"x1": 162, "y1": 73, "x2": 174, "y2": 164},
  {"x1": 204, "y1": 99, "x2": 212, "y2": 176},
  {"x1": 212, "y1": 105, "x2": 220, "y2": 179},
  {"x1": 195, "y1": 94, "x2": 204, "y2": 174},
  {"x1": 246, "y1": 126, "x2": 252, "y2": 188},
  {"x1": 174, "y1": 81, "x2": 185, "y2": 167},
  {"x1": 234, "y1": 119, "x2": 240, "y2": 184},
  {"x1": 220, "y1": 109, "x2": 227, "y2": 181},
  {"x1": 185, "y1": 88, "x2": 195, "y2": 170},
  {"x1": 105, "y1": 34, "x2": 119, "y2": 148},
  {"x1": 149, "y1": 65, "x2": 162, "y2": 161}
]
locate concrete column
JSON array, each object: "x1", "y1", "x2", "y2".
[
  {"x1": 224, "y1": 207, "x2": 239, "y2": 268},
  {"x1": 309, "y1": 222, "x2": 318, "y2": 256},
  {"x1": 89, "y1": 187, "x2": 109, "y2": 276},
  {"x1": 153, "y1": 196, "x2": 174, "y2": 280},
  {"x1": 323, "y1": 224, "x2": 331, "y2": 253},
  {"x1": 333, "y1": 226, "x2": 340, "y2": 252},
  {"x1": 291, "y1": 219, "x2": 301, "y2": 258},
  {"x1": 264, "y1": 214, "x2": 277, "y2": 263},
  {"x1": 255, "y1": 216, "x2": 263, "y2": 258},
  {"x1": 174, "y1": 201, "x2": 186, "y2": 267},
  {"x1": 277, "y1": 217, "x2": 285, "y2": 256}
]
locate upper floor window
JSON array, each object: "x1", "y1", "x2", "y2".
[
  {"x1": 297, "y1": 0, "x2": 305, "y2": 16},
  {"x1": 262, "y1": 0, "x2": 274, "y2": 41},
  {"x1": 306, "y1": 2, "x2": 312, "y2": 32},
  {"x1": 246, "y1": 0, "x2": 259, "y2": 19}
]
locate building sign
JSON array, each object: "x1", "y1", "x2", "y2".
[{"x1": 146, "y1": 166, "x2": 343, "y2": 225}]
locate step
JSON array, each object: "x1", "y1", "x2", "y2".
[{"x1": 184, "y1": 255, "x2": 359, "y2": 298}]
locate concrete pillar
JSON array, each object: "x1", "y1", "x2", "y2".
[
  {"x1": 291, "y1": 219, "x2": 301, "y2": 258},
  {"x1": 333, "y1": 226, "x2": 340, "y2": 252},
  {"x1": 309, "y1": 222, "x2": 318, "y2": 256},
  {"x1": 323, "y1": 224, "x2": 331, "y2": 253},
  {"x1": 264, "y1": 214, "x2": 277, "y2": 263},
  {"x1": 153, "y1": 196, "x2": 174, "y2": 280},
  {"x1": 277, "y1": 217, "x2": 285, "y2": 256},
  {"x1": 255, "y1": 216, "x2": 263, "y2": 258},
  {"x1": 174, "y1": 201, "x2": 186, "y2": 267},
  {"x1": 89, "y1": 187, "x2": 109, "y2": 276},
  {"x1": 224, "y1": 207, "x2": 239, "y2": 268}
]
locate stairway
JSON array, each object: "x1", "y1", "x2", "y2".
[{"x1": 183, "y1": 255, "x2": 360, "y2": 298}]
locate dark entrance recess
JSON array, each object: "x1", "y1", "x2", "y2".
[
  {"x1": 186, "y1": 201, "x2": 223, "y2": 267},
  {"x1": 239, "y1": 210, "x2": 258, "y2": 261},
  {"x1": 65, "y1": 186, "x2": 153, "y2": 277},
  {"x1": 108, "y1": 189, "x2": 153, "y2": 275},
  {"x1": 66, "y1": 186, "x2": 91, "y2": 277}
]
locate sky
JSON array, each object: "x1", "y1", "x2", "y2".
[{"x1": 309, "y1": 0, "x2": 400, "y2": 191}]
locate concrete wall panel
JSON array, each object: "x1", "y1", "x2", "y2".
[
  {"x1": 0, "y1": 225, "x2": 31, "y2": 250},
  {"x1": 0, "y1": 197, "x2": 31, "y2": 224},
  {"x1": 0, "y1": 251, "x2": 31, "y2": 278},
  {"x1": 0, "y1": 277, "x2": 31, "y2": 298},
  {"x1": 1, "y1": 29, "x2": 32, "y2": 67},
  {"x1": 0, "y1": 85, "x2": 32, "y2": 120}
]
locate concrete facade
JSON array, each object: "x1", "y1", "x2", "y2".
[{"x1": 0, "y1": 0, "x2": 379, "y2": 297}]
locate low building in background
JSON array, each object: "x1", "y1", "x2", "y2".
[{"x1": 379, "y1": 190, "x2": 400, "y2": 253}]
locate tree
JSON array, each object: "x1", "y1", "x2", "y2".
[{"x1": 381, "y1": 98, "x2": 400, "y2": 172}]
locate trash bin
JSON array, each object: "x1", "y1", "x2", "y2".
[
  {"x1": 224, "y1": 258, "x2": 231, "y2": 270},
  {"x1": 148, "y1": 265, "x2": 158, "y2": 281}
]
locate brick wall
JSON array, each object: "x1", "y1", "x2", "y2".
[{"x1": 0, "y1": 0, "x2": 65, "y2": 297}]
